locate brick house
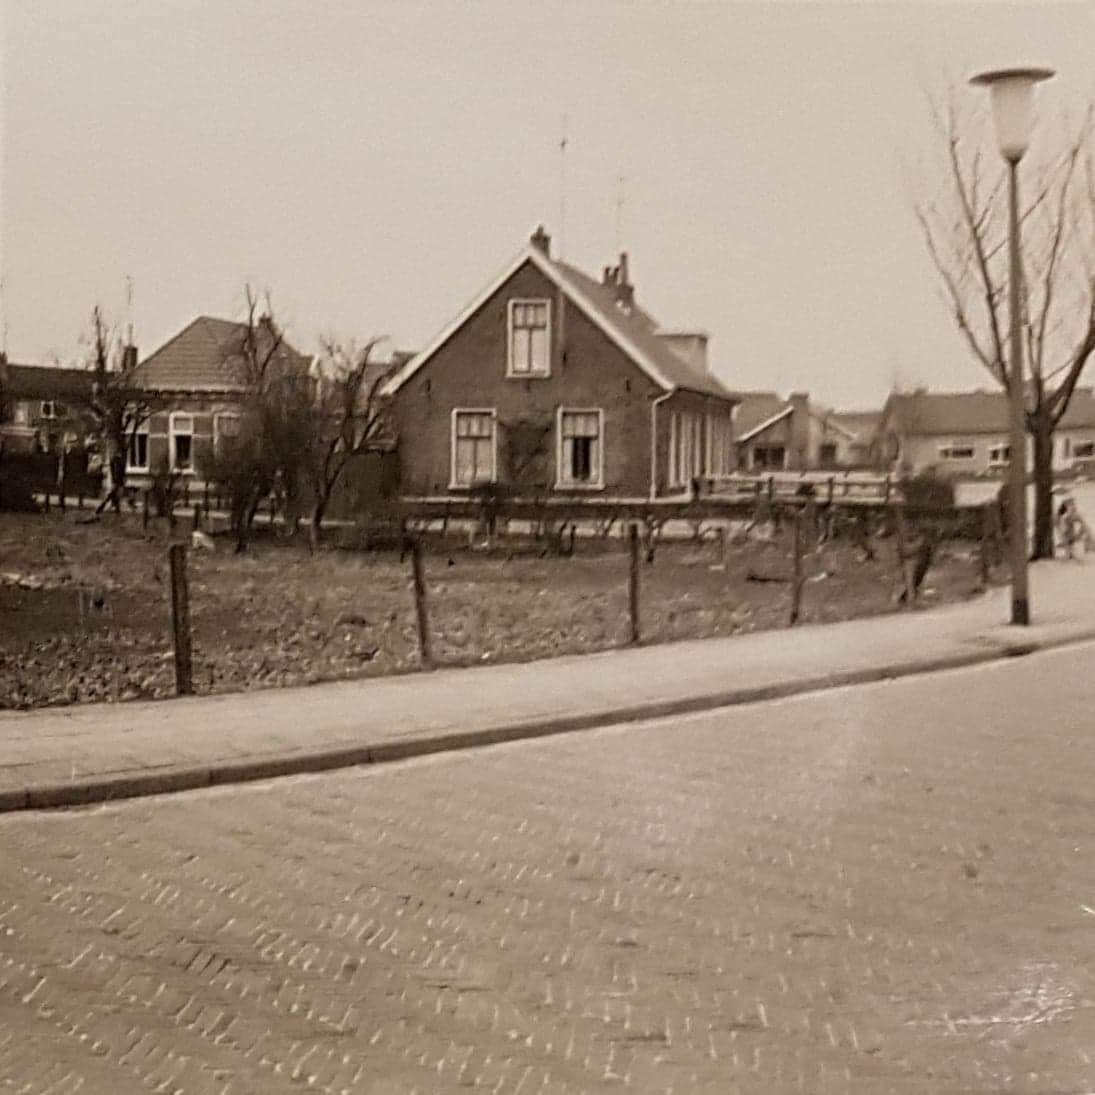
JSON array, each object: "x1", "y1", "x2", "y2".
[
  {"x1": 383, "y1": 228, "x2": 739, "y2": 501},
  {"x1": 0, "y1": 359, "x2": 96, "y2": 455},
  {"x1": 734, "y1": 390, "x2": 867, "y2": 471},
  {"x1": 125, "y1": 315, "x2": 313, "y2": 489},
  {"x1": 872, "y1": 387, "x2": 1095, "y2": 476}
]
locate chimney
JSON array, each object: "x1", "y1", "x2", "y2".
[
  {"x1": 656, "y1": 331, "x2": 710, "y2": 374},
  {"x1": 602, "y1": 265, "x2": 615, "y2": 286},
  {"x1": 788, "y1": 391, "x2": 811, "y2": 470},
  {"x1": 529, "y1": 225, "x2": 551, "y2": 257},
  {"x1": 613, "y1": 251, "x2": 634, "y2": 311},
  {"x1": 121, "y1": 344, "x2": 138, "y2": 373}
]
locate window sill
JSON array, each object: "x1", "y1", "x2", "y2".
[
  {"x1": 554, "y1": 481, "x2": 605, "y2": 492},
  {"x1": 506, "y1": 371, "x2": 551, "y2": 381},
  {"x1": 447, "y1": 481, "x2": 497, "y2": 492}
]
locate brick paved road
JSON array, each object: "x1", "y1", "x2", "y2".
[{"x1": 2, "y1": 646, "x2": 1095, "y2": 1094}]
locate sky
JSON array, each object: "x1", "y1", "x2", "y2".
[{"x1": 1, "y1": 0, "x2": 1094, "y2": 409}]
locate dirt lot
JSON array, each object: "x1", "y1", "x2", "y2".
[{"x1": 0, "y1": 511, "x2": 1003, "y2": 709}]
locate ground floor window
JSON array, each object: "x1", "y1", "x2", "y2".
[
  {"x1": 989, "y1": 443, "x2": 1010, "y2": 466},
  {"x1": 213, "y1": 411, "x2": 241, "y2": 453},
  {"x1": 170, "y1": 413, "x2": 194, "y2": 471},
  {"x1": 753, "y1": 445, "x2": 785, "y2": 470},
  {"x1": 669, "y1": 410, "x2": 705, "y2": 487},
  {"x1": 127, "y1": 428, "x2": 149, "y2": 471},
  {"x1": 557, "y1": 408, "x2": 603, "y2": 487},
  {"x1": 819, "y1": 442, "x2": 838, "y2": 467},
  {"x1": 938, "y1": 440, "x2": 975, "y2": 461},
  {"x1": 451, "y1": 409, "x2": 496, "y2": 486},
  {"x1": 1073, "y1": 439, "x2": 1094, "y2": 459}
]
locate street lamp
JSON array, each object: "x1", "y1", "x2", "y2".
[{"x1": 970, "y1": 66, "x2": 1054, "y2": 626}]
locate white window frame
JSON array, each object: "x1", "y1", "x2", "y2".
[
  {"x1": 127, "y1": 425, "x2": 150, "y2": 472},
  {"x1": 213, "y1": 411, "x2": 241, "y2": 452},
  {"x1": 40, "y1": 400, "x2": 57, "y2": 420},
  {"x1": 506, "y1": 298, "x2": 552, "y2": 379},
  {"x1": 169, "y1": 412, "x2": 195, "y2": 473},
  {"x1": 938, "y1": 440, "x2": 976, "y2": 461},
  {"x1": 988, "y1": 442, "x2": 1010, "y2": 467},
  {"x1": 449, "y1": 408, "x2": 497, "y2": 489},
  {"x1": 555, "y1": 407, "x2": 605, "y2": 490}
]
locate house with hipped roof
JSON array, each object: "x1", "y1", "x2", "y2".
[
  {"x1": 122, "y1": 315, "x2": 313, "y2": 488},
  {"x1": 873, "y1": 387, "x2": 1095, "y2": 476},
  {"x1": 382, "y1": 227, "x2": 740, "y2": 501}
]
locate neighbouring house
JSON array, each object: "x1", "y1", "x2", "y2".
[
  {"x1": 733, "y1": 391, "x2": 867, "y2": 471},
  {"x1": 0, "y1": 358, "x2": 96, "y2": 455},
  {"x1": 125, "y1": 315, "x2": 314, "y2": 490},
  {"x1": 382, "y1": 226, "x2": 740, "y2": 501},
  {"x1": 872, "y1": 387, "x2": 1095, "y2": 477},
  {"x1": 828, "y1": 410, "x2": 882, "y2": 467}
]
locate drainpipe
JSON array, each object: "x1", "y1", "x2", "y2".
[{"x1": 650, "y1": 389, "x2": 674, "y2": 501}]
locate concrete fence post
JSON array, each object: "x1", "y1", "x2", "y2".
[
  {"x1": 408, "y1": 536, "x2": 433, "y2": 669},
  {"x1": 628, "y1": 522, "x2": 642, "y2": 645},
  {"x1": 168, "y1": 543, "x2": 194, "y2": 696}
]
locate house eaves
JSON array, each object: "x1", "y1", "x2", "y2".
[{"x1": 736, "y1": 405, "x2": 793, "y2": 443}]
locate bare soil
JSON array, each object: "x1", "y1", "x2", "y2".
[{"x1": 0, "y1": 511, "x2": 1003, "y2": 709}]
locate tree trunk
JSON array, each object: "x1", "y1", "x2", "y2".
[
  {"x1": 1030, "y1": 415, "x2": 1055, "y2": 561},
  {"x1": 309, "y1": 496, "x2": 328, "y2": 554}
]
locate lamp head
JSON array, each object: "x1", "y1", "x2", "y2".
[{"x1": 970, "y1": 67, "x2": 1055, "y2": 162}]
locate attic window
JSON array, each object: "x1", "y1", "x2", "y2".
[{"x1": 507, "y1": 300, "x2": 550, "y2": 378}]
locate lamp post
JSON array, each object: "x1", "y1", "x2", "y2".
[{"x1": 970, "y1": 66, "x2": 1054, "y2": 626}]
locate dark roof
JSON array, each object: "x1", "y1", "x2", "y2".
[
  {"x1": 888, "y1": 388, "x2": 1095, "y2": 435},
  {"x1": 733, "y1": 391, "x2": 792, "y2": 439},
  {"x1": 0, "y1": 362, "x2": 96, "y2": 403},
  {"x1": 132, "y1": 315, "x2": 311, "y2": 392},
  {"x1": 550, "y1": 259, "x2": 737, "y2": 402}
]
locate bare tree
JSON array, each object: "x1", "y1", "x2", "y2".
[
  {"x1": 85, "y1": 307, "x2": 160, "y2": 514},
  {"x1": 914, "y1": 97, "x2": 1095, "y2": 558},
  {"x1": 305, "y1": 338, "x2": 392, "y2": 550},
  {"x1": 205, "y1": 287, "x2": 313, "y2": 551}
]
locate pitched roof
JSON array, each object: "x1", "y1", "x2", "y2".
[
  {"x1": 887, "y1": 388, "x2": 1095, "y2": 436},
  {"x1": 132, "y1": 315, "x2": 311, "y2": 392},
  {"x1": 0, "y1": 362, "x2": 96, "y2": 403},
  {"x1": 828, "y1": 410, "x2": 882, "y2": 440},
  {"x1": 733, "y1": 391, "x2": 791, "y2": 440},
  {"x1": 383, "y1": 243, "x2": 737, "y2": 402}
]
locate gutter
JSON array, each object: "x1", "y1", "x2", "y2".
[{"x1": 650, "y1": 389, "x2": 674, "y2": 501}]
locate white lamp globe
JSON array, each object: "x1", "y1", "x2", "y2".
[{"x1": 970, "y1": 67, "x2": 1055, "y2": 162}]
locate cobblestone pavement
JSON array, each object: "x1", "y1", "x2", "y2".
[{"x1": 2, "y1": 646, "x2": 1094, "y2": 1094}]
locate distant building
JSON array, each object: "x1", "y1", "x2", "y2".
[
  {"x1": 383, "y1": 227, "x2": 740, "y2": 500},
  {"x1": 0, "y1": 359, "x2": 96, "y2": 454},
  {"x1": 873, "y1": 387, "x2": 1095, "y2": 476},
  {"x1": 734, "y1": 391, "x2": 870, "y2": 470}
]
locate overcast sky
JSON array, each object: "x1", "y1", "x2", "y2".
[{"x1": 2, "y1": 1, "x2": 1093, "y2": 408}]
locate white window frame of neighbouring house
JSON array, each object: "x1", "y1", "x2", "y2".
[
  {"x1": 507, "y1": 299, "x2": 551, "y2": 378},
  {"x1": 988, "y1": 442, "x2": 1010, "y2": 467},
  {"x1": 127, "y1": 425, "x2": 150, "y2": 472},
  {"x1": 450, "y1": 408, "x2": 497, "y2": 488},
  {"x1": 938, "y1": 440, "x2": 976, "y2": 461},
  {"x1": 213, "y1": 411, "x2": 241, "y2": 453},
  {"x1": 556, "y1": 407, "x2": 604, "y2": 490},
  {"x1": 169, "y1": 412, "x2": 195, "y2": 473},
  {"x1": 1073, "y1": 438, "x2": 1095, "y2": 460},
  {"x1": 752, "y1": 444, "x2": 786, "y2": 471}
]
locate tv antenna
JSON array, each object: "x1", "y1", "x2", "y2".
[
  {"x1": 125, "y1": 275, "x2": 134, "y2": 346},
  {"x1": 558, "y1": 114, "x2": 568, "y2": 259},
  {"x1": 615, "y1": 175, "x2": 627, "y2": 252}
]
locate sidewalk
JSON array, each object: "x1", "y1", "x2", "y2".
[{"x1": 2, "y1": 559, "x2": 1094, "y2": 812}]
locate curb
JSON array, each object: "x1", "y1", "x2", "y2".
[{"x1": 3, "y1": 627, "x2": 1095, "y2": 815}]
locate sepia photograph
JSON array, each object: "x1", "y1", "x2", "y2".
[{"x1": 1, "y1": 0, "x2": 1095, "y2": 1090}]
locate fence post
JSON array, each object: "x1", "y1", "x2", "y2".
[
  {"x1": 979, "y1": 502, "x2": 993, "y2": 585},
  {"x1": 628, "y1": 522, "x2": 642, "y2": 645},
  {"x1": 203, "y1": 481, "x2": 210, "y2": 512},
  {"x1": 894, "y1": 501, "x2": 913, "y2": 608},
  {"x1": 767, "y1": 475, "x2": 775, "y2": 503},
  {"x1": 790, "y1": 507, "x2": 804, "y2": 626},
  {"x1": 883, "y1": 474, "x2": 892, "y2": 505},
  {"x1": 142, "y1": 489, "x2": 150, "y2": 531},
  {"x1": 826, "y1": 476, "x2": 834, "y2": 505},
  {"x1": 409, "y1": 536, "x2": 433, "y2": 669},
  {"x1": 193, "y1": 502, "x2": 203, "y2": 534},
  {"x1": 168, "y1": 542, "x2": 194, "y2": 696}
]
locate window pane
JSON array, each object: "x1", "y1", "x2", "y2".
[
  {"x1": 529, "y1": 328, "x2": 547, "y2": 371},
  {"x1": 512, "y1": 330, "x2": 530, "y2": 372},
  {"x1": 175, "y1": 435, "x2": 193, "y2": 469},
  {"x1": 455, "y1": 439, "x2": 474, "y2": 483}
]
